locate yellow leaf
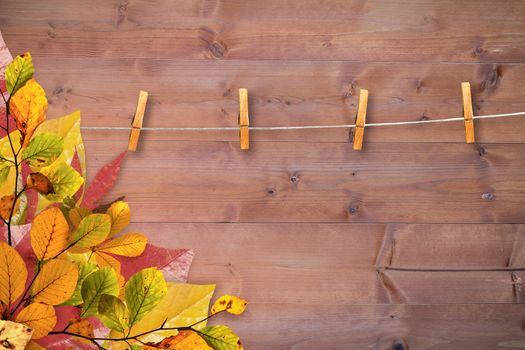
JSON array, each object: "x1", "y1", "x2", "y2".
[
  {"x1": 66, "y1": 318, "x2": 94, "y2": 344},
  {"x1": 9, "y1": 79, "x2": 47, "y2": 148},
  {"x1": 32, "y1": 259, "x2": 78, "y2": 305},
  {"x1": 69, "y1": 207, "x2": 92, "y2": 227},
  {"x1": 106, "y1": 201, "x2": 131, "y2": 236},
  {"x1": 15, "y1": 302, "x2": 57, "y2": 339},
  {"x1": 32, "y1": 111, "x2": 86, "y2": 212},
  {"x1": 211, "y1": 295, "x2": 248, "y2": 316},
  {"x1": 94, "y1": 251, "x2": 121, "y2": 275},
  {"x1": 97, "y1": 233, "x2": 147, "y2": 257},
  {"x1": 0, "y1": 241, "x2": 28, "y2": 306},
  {"x1": 30, "y1": 207, "x2": 69, "y2": 260},
  {"x1": 143, "y1": 331, "x2": 212, "y2": 350},
  {"x1": 110, "y1": 283, "x2": 215, "y2": 349},
  {"x1": 0, "y1": 320, "x2": 33, "y2": 349}
]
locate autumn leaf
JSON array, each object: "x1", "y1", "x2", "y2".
[
  {"x1": 68, "y1": 207, "x2": 91, "y2": 227},
  {"x1": 32, "y1": 259, "x2": 78, "y2": 305},
  {"x1": 82, "y1": 151, "x2": 126, "y2": 209},
  {"x1": 38, "y1": 162, "x2": 84, "y2": 202},
  {"x1": 70, "y1": 213, "x2": 111, "y2": 248},
  {"x1": 9, "y1": 79, "x2": 47, "y2": 147},
  {"x1": 144, "y1": 331, "x2": 212, "y2": 350},
  {"x1": 0, "y1": 163, "x2": 12, "y2": 184},
  {"x1": 0, "y1": 194, "x2": 20, "y2": 221},
  {"x1": 199, "y1": 325, "x2": 243, "y2": 350},
  {"x1": 30, "y1": 207, "x2": 69, "y2": 260},
  {"x1": 97, "y1": 294, "x2": 129, "y2": 333},
  {"x1": 106, "y1": 200, "x2": 130, "y2": 236},
  {"x1": 93, "y1": 251, "x2": 121, "y2": 274},
  {"x1": 96, "y1": 233, "x2": 147, "y2": 257},
  {"x1": 0, "y1": 241, "x2": 28, "y2": 305},
  {"x1": 125, "y1": 268, "x2": 168, "y2": 327},
  {"x1": 65, "y1": 318, "x2": 94, "y2": 343},
  {"x1": 15, "y1": 302, "x2": 57, "y2": 339},
  {"x1": 0, "y1": 320, "x2": 33, "y2": 349},
  {"x1": 80, "y1": 267, "x2": 119, "y2": 317},
  {"x1": 109, "y1": 283, "x2": 215, "y2": 349},
  {"x1": 61, "y1": 261, "x2": 98, "y2": 306},
  {"x1": 211, "y1": 295, "x2": 248, "y2": 316},
  {"x1": 27, "y1": 172, "x2": 54, "y2": 195},
  {"x1": 5, "y1": 52, "x2": 34, "y2": 95},
  {"x1": 22, "y1": 132, "x2": 63, "y2": 168}
]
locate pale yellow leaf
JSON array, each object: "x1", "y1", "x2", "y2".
[
  {"x1": 0, "y1": 241, "x2": 28, "y2": 306},
  {"x1": 30, "y1": 207, "x2": 69, "y2": 260},
  {"x1": 15, "y1": 302, "x2": 57, "y2": 339},
  {"x1": 32, "y1": 259, "x2": 78, "y2": 305},
  {"x1": 9, "y1": 79, "x2": 47, "y2": 148},
  {"x1": 106, "y1": 201, "x2": 130, "y2": 236},
  {"x1": 97, "y1": 233, "x2": 147, "y2": 257},
  {"x1": 0, "y1": 320, "x2": 33, "y2": 349}
]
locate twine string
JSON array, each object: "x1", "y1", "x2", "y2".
[{"x1": 80, "y1": 111, "x2": 525, "y2": 131}]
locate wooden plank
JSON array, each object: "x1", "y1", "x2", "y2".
[
  {"x1": 1, "y1": 0, "x2": 525, "y2": 62},
  {"x1": 84, "y1": 140, "x2": 525, "y2": 223},
  {"x1": 14, "y1": 58, "x2": 525, "y2": 143},
  {"x1": 209, "y1": 303, "x2": 525, "y2": 349},
  {"x1": 130, "y1": 223, "x2": 525, "y2": 305}
]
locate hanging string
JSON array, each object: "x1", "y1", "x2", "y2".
[{"x1": 80, "y1": 111, "x2": 525, "y2": 131}]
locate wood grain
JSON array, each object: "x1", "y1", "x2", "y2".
[
  {"x1": 2, "y1": 1, "x2": 525, "y2": 348},
  {"x1": 82, "y1": 140, "x2": 525, "y2": 223},
  {"x1": 7, "y1": 58, "x2": 525, "y2": 143},
  {"x1": 2, "y1": 0, "x2": 525, "y2": 63}
]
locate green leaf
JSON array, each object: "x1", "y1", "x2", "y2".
[
  {"x1": 62, "y1": 261, "x2": 98, "y2": 306},
  {"x1": 98, "y1": 294, "x2": 129, "y2": 333},
  {"x1": 40, "y1": 162, "x2": 84, "y2": 202},
  {"x1": 0, "y1": 164, "x2": 12, "y2": 184},
  {"x1": 80, "y1": 267, "x2": 119, "y2": 317},
  {"x1": 5, "y1": 52, "x2": 34, "y2": 95},
  {"x1": 129, "y1": 345, "x2": 143, "y2": 350},
  {"x1": 22, "y1": 133, "x2": 63, "y2": 168},
  {"x1": 71, "y1": 213, "x2": 111, "y2": 248},
  {"x1": 125, "y1": 268, "x2": 167, "y2": 327},
  {"x1": 200, "y1": 325, "x2": 242, "y2": 350}
]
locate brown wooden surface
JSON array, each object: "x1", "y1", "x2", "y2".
[{"x1": 2, "y1": 1, "x2": 525, "y2": 348}]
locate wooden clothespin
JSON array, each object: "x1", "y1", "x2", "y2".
[
  {"x1": 461, "y1": 82, "x2": 475, "y2": 143},
  {"x1": 239, "y1": 88, "x2": 249, "y2": 150},
  {"x1": 353, "y1": 89, "x2": 369, "y2": 151},
  {"x1": 128, "y1": 90, "x2": 149, "y2": 152}
]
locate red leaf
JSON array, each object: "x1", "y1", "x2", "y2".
[
  {"x1": 117, "y1": 245, "x2": 194, "y2": 282},
  {"x1": 82, "y1": 151, "x2": 126, "y2": 210}
]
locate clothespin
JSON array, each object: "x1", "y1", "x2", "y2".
[
  {"x1": 239, "y1": 88, "x2": 249, "y2": 150},
  {"x1": 461, "y1": 82, "x2": 475, "y2": 143},
  {"x1": 128, "y1": 90, "x2": 149, "y2": 152},
  {"x1": 353, "y1": 89, "x2": 369, "y2": 151}
]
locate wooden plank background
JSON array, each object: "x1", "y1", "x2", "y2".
[{"x1": 2, "y1": 0, "x2": 525, "y2": 348}]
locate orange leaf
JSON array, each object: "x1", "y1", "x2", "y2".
[
  {"x1": 96, "y1": 233, "x2": 147, "y2": 257},
  {"x1": 32, "y1": 259, "x2": 78, "y2": 305},
  {"x1": 0, "y1": 242, "x2": 27, "y2": 306},
  {"x1": 144, "y1": 331, "x2": 212, "y2": 350},
  {"x1": 9, "y1": 79, "x2": 48, "y2": 147},
  {"x1": 66, "y1": 318, "x2": 94, "y2": 344},
  {"x1": 30, "y1": 207, "x2": 69, "y2": 260},
  {"x1": 15, "y1": 302, "x2": 57, "y2": 339},
  {"x1": 94, "y1": 251, "x2": 121, "y2": 275},
  {"x1": 0, "y1": 194, "x2": 20, "y2": 221}
]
